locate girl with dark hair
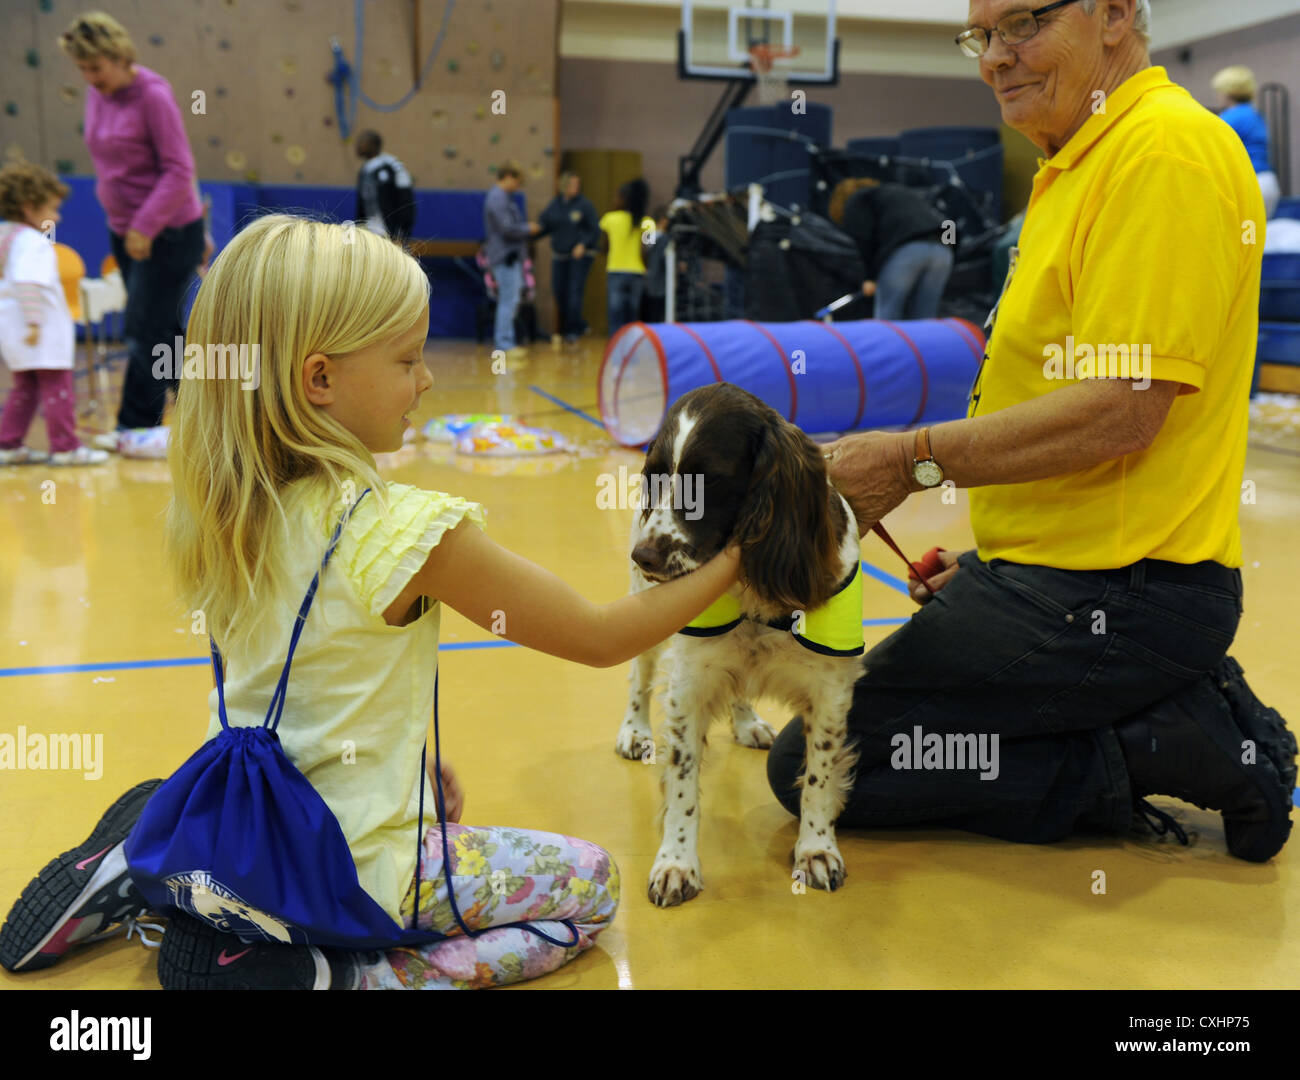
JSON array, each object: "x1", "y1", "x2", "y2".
[{"x1": 598, "y1": 179, "x2": 654, "y2": 335}]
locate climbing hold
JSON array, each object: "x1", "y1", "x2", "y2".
[
  {"x1": 25, "y1": 50, "x2": 40, "y2": 68},
  {"x1": 474, "y1": 105, "x2": 486, "y2": 119},
  {"x1": 285, "y1": 87, "x2": 295, "y2": 97},
  {"x1": 215, "y1": 86, "x2": 227, "y2": 97},
  {"x1": 280, "y1": 57, "x2": 296, "y2": 75},
  {"x1": 244, "y1": 169, "x2": 259, "y2": 183},
  {"x1": 431, "y1": 109, "x2": 448, "y2": 125},
  {"x1": 285, "y1": 145, "x2": 305, "y2": 165},
  {"x1": 542, "y1": 146, "x2": 553, "y2": 157},
  {"x1": 489, "y1": 132, "x2": 500, "y2": 144},
  {"x1": 149, "y1": 34, "x2": 164, "y2": 46},
  {"x1": 270, "y1": 133, "x2": 284, "y2": 144},
  {"x1": 208, "y1": 135, "x2": 222, "y2": 147},
  {"x1": 447, "y1": 59, "x2": 459, "y2": 73},
  {"x1": 60, "y1": 85, "x2": 79, "y2": 104},
  {"x1": 530, "y1": 164, "x2": 543, "y2": 179},
  {"x1": 39, "y1": 0, "x2": 53, "y2": 11},
  {"x1": 443, "y1": 146, "x2": 458, "y2": 159},
  {"x1": 218, "y1": 39, "x2": 231, "y2": 51},
  {"x1": 529, "y1": 125, "x2": 537, "y2": 135},
  {"x1": 526, "y1": 64, "x2": 538, "y2": 79},
  {"x1": 4, "y1": 102, "x2": 18, "y2": 117},
  {"x1": 490, "y1": 50, "x2": 504, "y2": 71},
  {"x1": 225, "y1": 150, "x2": 247, "y2": 170},
  {"x1": 294, "y1": 170, "x2": 303, "y2": 180},
  {"x1": 55, "y1": 159, "x2": 74, "y2": 174},
  {"x1": 466, "y1": 41, "x2": 479, "y2": 55},
  {"x1": 323, "y1": 116, "x2": 334, "y2": 127}
]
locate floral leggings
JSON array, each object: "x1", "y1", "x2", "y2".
[{"x1": 358, "y1": 824, "x2": 620, "y2": 990}]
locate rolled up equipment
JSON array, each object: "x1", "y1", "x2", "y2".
[{"x1": 598, "y1": 318, "x2": 986, "y2": 447}]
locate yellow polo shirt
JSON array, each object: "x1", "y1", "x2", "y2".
[{"x1": 968, "y1": 66, "x2": 1264, "y2": 569}]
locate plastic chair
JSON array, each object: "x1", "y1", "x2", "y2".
[
  {"x1": 53, "y1": 242, "x2": 85, "y2": 322},
  {"x1": 62, "y1": 247, "x2": 129, "y2": 417}
]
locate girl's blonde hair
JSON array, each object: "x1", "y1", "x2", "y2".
[
  {"x1": 166, "y1": 214, "x2": 430, "y2": 655},
  {"x1": 1212, "y1": 66, "x2": 1258, "y2": 105},
  {"x1": 58, "y1": 11, "x2": 137, "y2": 64},
  {"x1": 0, "y1": 162, "x2": 70, "y2": 220}
]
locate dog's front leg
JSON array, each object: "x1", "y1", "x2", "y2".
[
  {"x1": 647, "y1": 666, "x2": 711, "y2": 907},
  {"x1": 616, "y1": 644, "x2": 660, "y2": 760},
  {"x1": 793, "y1": 686, "x2": 857, "y2": 892}
]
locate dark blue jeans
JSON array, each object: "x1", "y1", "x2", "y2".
[
  {"x1": 874, "y1": 240, "x2": 954, "y2": 321},
  {"x1": 768, "y1": 552, "x2": 1243, "y2": 843},
  {"x1": 110, "y1": 217, "x2": 205, "y2": 429},
  {"x1": 551, "y1": 255, "x2": 592, "y2": 337},
  {"x1": 606, "y1": 271, "x2": 644, "y2": 335}
]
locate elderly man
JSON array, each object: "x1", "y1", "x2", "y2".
[{"x1": 767, "y1": 0, "x2": 1296, "y2": 862}]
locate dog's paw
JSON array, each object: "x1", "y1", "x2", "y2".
[
  {"x1": 615, "y1": 720, "x2": 654, "y2": 761},
  {"x1": 647, "y1": 858, "x2": 703, "y2": 907},
  {"x1": 732, "y1": 711, "x2": 776, "y2": 750},
  {"x1": 793, "y1": 842, "x2": 847, "y2": 892}
]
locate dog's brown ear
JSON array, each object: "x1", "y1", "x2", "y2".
[{"x1": 735, "y1": 419, "x2": 841, "y2": 611}]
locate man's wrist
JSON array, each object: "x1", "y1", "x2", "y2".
[{"x1": 899, "y1": 432, "x2": 927, "y2": 493}]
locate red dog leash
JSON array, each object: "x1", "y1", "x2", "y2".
[{"x1": 871, "y1": 523, "x2": 945, "y2": 598}]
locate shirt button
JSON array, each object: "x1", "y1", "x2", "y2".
[{"x1": 1065, "y1": 613, "x2": 1074, "y2": 623}]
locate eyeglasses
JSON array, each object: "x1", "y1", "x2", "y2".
[{"x1": 955, "y1": 0, "x2": 1083, "y2": 58}]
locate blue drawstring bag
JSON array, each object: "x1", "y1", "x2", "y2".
[{"x1": 125, "y1": 488, "x2": 577, "y2": 951}]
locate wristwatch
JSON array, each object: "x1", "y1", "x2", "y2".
[{"x1": 912, "y1": 427, "x2": 944, "y2": 488}]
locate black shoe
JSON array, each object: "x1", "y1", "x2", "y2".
[
  {"x1": 0, "y1": 779, "x2": 163, "y2": 972},
  {"x1": 1116, "y1": 675, "x2": 1292, "y2": 862},
  {"x1": 1213, "y1": 656, "x2": 1297, "y2": 794},
  {"x1": 156, "y1": 910, "x2": 363, "y2": 990}
]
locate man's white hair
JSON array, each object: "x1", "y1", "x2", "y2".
[{"x1": 1082, "y1": 0, "x2": 1152, "y2": 46}]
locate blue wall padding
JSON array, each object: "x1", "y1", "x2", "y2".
[
  {"x1": 599, "y1": 318, "x2": 985, "y2": 446},
  {"x1": 51, "y1": 176, "x2": 524, "y2": 338},
  {"x1": 725, "y1": 103, "x2": 833, "y2": 210}
]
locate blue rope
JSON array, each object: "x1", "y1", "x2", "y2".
[{"x1": 330, "y1": 0, "x2": 458, "y2": 137}]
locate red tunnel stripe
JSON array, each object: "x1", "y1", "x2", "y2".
[
  {"x1": 876, "y1": 320, "x2": 929, "y2": 427},
  {"x1": 743, "y1": 320, "x2": 798, "y2": 423},
  {"x1": 802, "y1": 320, "x2": 866, "y2": 430},
  {"x1": 675, "y1": 322, "x2": 724, "y2": 382}
]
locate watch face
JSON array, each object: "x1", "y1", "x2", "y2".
[{"x1": 914, "y1": 460, "x2": 943, "y2": 487}]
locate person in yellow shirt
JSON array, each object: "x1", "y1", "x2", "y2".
[
  {"x1": 598, "y1": 178, "x2": 655, "y2": 335},
  {"x1": 767, "y1": 0, "x2": 1295, "y2": 864}
]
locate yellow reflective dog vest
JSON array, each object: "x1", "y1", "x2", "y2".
[{"x1": 679, "y1": 564, "x2": 864, "y2": 657}]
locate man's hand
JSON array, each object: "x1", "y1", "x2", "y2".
[
  {"x1": 823, "y1": 430, "x2": 916, "y2": 534},
  {"x1": 528, "y1": 221, "x2": 542, "y2": 236},
  {"x1": 125, "y1": 229, "x2": 153, "y2": 260},
  {"x1": 426, "y1": 758, "x2": 465, "y2": 823},
  {"x1": 909, "y1": 548, "x2": 965, "y2": 605},
  {"x1": 572, "y1": 243, "x2": 585, "y2": 258},
  {"x1": 862, "y1": 280, "x2": 876, "y2": 297}
]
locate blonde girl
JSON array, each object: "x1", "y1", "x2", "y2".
[{"x1": 0, "y1": 214, "x2": 739, "y2": 989}]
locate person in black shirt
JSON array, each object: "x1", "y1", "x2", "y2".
[
  {"x1": 830, "y1": 177, "x2": 953, "y2": 320},
  {"x1": 537, "y1": 172, "x2": 600, "y2": 343},
  {"x1": 354, "y1": 130, "x2": 416, "y2": 242}
]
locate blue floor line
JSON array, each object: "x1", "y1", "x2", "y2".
[
  {"x1": 861, "y1": 560, "x2": 911, "y2": 596},
  {"x1": 527, "y1": 385, "x2": 604, "y2": 429},
  {"x1": 1, "y1": 616, "x2": 912, "y2": 678}
]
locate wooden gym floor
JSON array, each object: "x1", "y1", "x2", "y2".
[{"x1": 1, "y1": 340, "x2": 1298, "y2": 990}]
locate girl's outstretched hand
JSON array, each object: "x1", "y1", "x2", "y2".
[{"x1": 427, "y1": 758, "x2": 465, "y2": 823}]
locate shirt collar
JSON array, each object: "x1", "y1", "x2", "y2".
[{"x1": 1036, "y1": 65, "x2": 1173, "y2": 172}]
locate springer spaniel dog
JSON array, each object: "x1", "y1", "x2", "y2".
[{"x1": 616, "y1": 383, "x2": 865, "y2": 906}]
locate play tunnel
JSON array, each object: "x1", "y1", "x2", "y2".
[{"x1": 598, "y1": 318, "x2": 986, "y2": 447}]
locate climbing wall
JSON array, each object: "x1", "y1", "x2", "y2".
[{"x1": 2, "y1": 0, "x2": 558, "y2": 214}]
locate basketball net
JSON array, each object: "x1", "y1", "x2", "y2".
[{"x1": 749, "y1": 44, "x2": 800, "y2": 107}]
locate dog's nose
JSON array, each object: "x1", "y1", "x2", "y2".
[{"x1": 632, "y1": 541, "x2": 665, "y2": 576}]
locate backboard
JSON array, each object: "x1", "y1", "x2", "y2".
[{"x1": 679, "y1": 0, "x2": 839, "y2": 85}]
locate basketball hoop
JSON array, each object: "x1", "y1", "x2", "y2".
[{"x1": 748, "y1": 43, "x2": 800, "y2": 106}]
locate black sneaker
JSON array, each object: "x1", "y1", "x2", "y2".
[
  {"x1": 1213, "y1": 657, "x2": 1297, "y2": 794},
  {"x1": 0, "y1": 778, "x2": 163, "y2": 972},
  {"x1": 1116, "y1": 675, "x2": 1292, "y2": 862},
  {"x1": 157, "y1": 910, "x2": 363, "y2": 990}
]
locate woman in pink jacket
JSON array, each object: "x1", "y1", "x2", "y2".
[{"x1": 59, "y1": 12, "x2": 208, "y2": 443}]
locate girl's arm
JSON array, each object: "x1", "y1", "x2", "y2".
[{"x1": 390, "y1": 521, "x2": 741, "y2": 668}]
